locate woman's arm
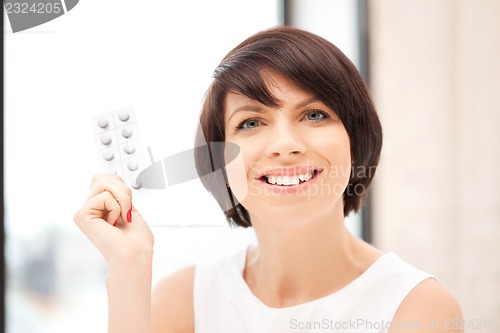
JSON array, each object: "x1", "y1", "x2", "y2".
[
  {"x1": 73, "y1": 174, "x2": 155, "y2": 333},
  {"x1": 389, "y1": 278, "x2": 464, "y2": 333},
  {"x1": 151, "y1": 266, "x2": 195, "y2": 333},
  {"x1": 106, "y1": 250, "x2": 153, "y2": 333}
]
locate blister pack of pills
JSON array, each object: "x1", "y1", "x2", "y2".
[{"x1": 92, "y1": 107, "x2": 145, "y2": 192}]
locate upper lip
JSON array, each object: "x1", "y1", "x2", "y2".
[{"x1": 257, "y1": 166, "x2": 323, "y2": 179}]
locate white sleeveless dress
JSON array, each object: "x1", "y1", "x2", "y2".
[{"x1": 194, "y1": 244, "x2": 434, "y2": 333}]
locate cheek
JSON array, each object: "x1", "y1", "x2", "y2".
[
  {"x1": 330, "y1": 138, "x2": 351, "y2": 170},
  {"x1": 316, "y1": 129, "x2": 352, "y2": 184},
  {"x1": 224, "y1": 140, "x2": 252, "y2": 204}
]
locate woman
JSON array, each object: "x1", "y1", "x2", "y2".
[{"x1": 73, "y1": 26, "x2": 463, "y2": 333}]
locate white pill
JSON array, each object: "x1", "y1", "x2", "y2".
[
  {"x1": 102, "y1": 150, "x2": 115, "y2": 161},
  {"x1": 124, "y1": 143, "x2": 135, "y2": 154},
  {"x1": 97, "y1": 118, "x2": 109, "y2": 128},
  {"x1": 118, "y1": 111, "x2": 130, "y2": 122},
  {"x1": 131, "y1": 179, "x2": 142, "y2": 189},
  {"x1": 100, "y1": 134, "x2": 112, "y2": 145},
  {"x1": 121, "y1": 128, "x2": 133, "y2": 138},
  {"x1": 127, "y1": 160, "x2": 139, "y2": 171}
]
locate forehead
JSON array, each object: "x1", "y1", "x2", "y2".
[{"x1": 224, "y1": 72, "x2": 312, "y2": 121}]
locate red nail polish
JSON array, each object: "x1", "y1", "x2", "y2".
[
  {"x1": 127, "y1": 208, "x2": 132, "y2": 223},
  {"x1": 113, "y1": 221, "x2": 117, "y2": 227}
]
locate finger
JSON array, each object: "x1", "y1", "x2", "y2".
[
  {"x1": 100, "y1": 191, "x2": 121, "y2": 225},
  {"x1": 89, "y1": 174, "x2": 130, "y2": 199},
  {"x1": 91, "y1": 173, "x2": 124, "y2": 187},
  {"x1": 82, "y1": 191, "x2": 121, "y2": 226},
  {"x1": 89, "y1": 174, "x2": 132, "y2": 223}
]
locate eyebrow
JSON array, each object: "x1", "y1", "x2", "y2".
[{"x1": 227, "y1": 97, "x2": 321, "y2": 123}]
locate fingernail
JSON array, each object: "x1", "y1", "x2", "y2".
[
  {"x1": 127, "y1": 207, "x2": 132, "y2": 223},
  {"x1": 113, "y1": 221, "x2": 117, "y2": 227}
]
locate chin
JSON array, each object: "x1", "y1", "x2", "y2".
[{"x1": 246, "y1": 201, "x2": 330, "y2": 228}]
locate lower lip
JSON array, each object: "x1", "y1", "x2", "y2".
[{"x1": 259, "y1": 170, "x2": 323, "y2": 195}]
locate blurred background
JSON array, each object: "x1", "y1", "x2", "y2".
[{"x1": 3, "y1": 0, "x2": 499, "y2": 332}]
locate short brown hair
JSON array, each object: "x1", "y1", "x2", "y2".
[{"x1": 195, "y1": 26, "x2": 382, "y2": 228}]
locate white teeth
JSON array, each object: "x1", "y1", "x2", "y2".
[{"x1": 265, "y1": 172, "x2": 316, "y2": 186}]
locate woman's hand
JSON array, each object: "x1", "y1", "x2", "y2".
[{"x1": 73, "y1": 174, "x2": 154, "y2": 268}]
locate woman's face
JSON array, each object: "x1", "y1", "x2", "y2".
[{"x1": 223, "y1": 72, "x2": 352, "y2": 227}]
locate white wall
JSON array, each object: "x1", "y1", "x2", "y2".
[{"x1": 370, "y1": 0, "x2": 500, "y2": 321}]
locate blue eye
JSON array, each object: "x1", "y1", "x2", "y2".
[
  {"x1": 236, "y1": 118, "x2": 261, "y2": 131},
  {"x1": 305, "y1": 110, "x2": 329, "y2": 122}
]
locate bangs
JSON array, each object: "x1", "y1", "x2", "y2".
[
  {"x1": 211, "y1": 30, "x2": 348, "y2": 122},
  {"x1": 213, "y1": 63, "x2": 282, "y2": 109}
]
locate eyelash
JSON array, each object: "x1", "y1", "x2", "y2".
[{"x1": 234, "y1": 109, "x2": 331, "y2": 132}]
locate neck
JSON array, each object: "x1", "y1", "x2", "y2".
[{"x1": 245, "y1": 205, "x2": 379, "y2": 308}]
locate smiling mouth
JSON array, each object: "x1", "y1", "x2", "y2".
[{"x1": 259, "y1": 170, "x2": 321, "y2": 186}]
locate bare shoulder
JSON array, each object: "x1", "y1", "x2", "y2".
[
  {"x1": 389, "y1": 278, "x2": 463, "y2": 333},
  {"x1": 151, "y1": 265, "x2": 195, "y2": 333}
]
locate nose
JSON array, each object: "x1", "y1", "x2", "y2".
[{"x1": 265, "y1": 124, "x2": 307, "y2": 158}]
